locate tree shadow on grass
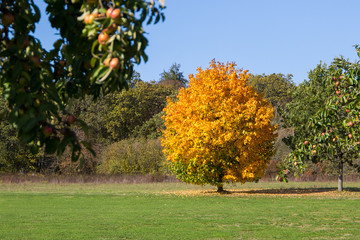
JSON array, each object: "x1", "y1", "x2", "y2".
[{"x1": 210, "y1": 187, "x2": 360, "y2": 195}]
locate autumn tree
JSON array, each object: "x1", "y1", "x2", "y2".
[
  {"x1": 162, "y1": 60, "x2": 276, "y2": 192},
  {"x1": 280, "y1": 56, "x2": 360, "y2": 191},
  {"x1": 0, "y1": 0, "x2": 165, "y2": 163}
]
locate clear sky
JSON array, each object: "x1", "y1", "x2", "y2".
[{"x1": 35, "y1": 0, "x2": 360, "y2": 84}]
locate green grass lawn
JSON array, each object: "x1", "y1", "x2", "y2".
[{"x1": 0, "y1": 181, "x2": 359, "y2": 239}]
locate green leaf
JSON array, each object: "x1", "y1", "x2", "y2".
[
  {"x1": 30, "y1": 145, "x2": 39, "y2": 155},
  {"x1": 76, "y1": 119, "x2": 89, "y2": 136},
  {"x1": 91, "y1": 65, "x2": 105, "y2": 83},
  {"x1": 91, "y1": 39, "x2": 99, "y2": 55},
  {"x1": 90, "y1": 57, "x2": 97, "y2": 68},
  {"x1": 23, "y1": 118, "x2": 39, "y2": 133},
  {"x1": 45, "y1": 137, "x2": 60, "y2": 154},
  {"x1": 154, "y1": 14, "x2": 160, "y2": 24},
  {"x1": 71, "y1": 150, "x2": 81, "y2": 162},
  {"x1": 57, "y1": 137, "x2": 72, "y2": 156},
  {"x1": 82, "y1": 140, "x2": 96, "y2": 156},
  {"x1": 19, "y1": 131, "x2": 37, "y2": 144},
  {"x1": 78, "y1": 155, "x2": 85, "y2": 170}
]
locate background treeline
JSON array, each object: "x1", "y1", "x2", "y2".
[
  {"x1": 0, "y1": 63, "x2": 185, "y2": 175},
  {"x1": 0, "y1": 62, "x2": 358, "y2": 179}
]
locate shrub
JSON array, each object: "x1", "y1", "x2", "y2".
[{"x1": 97, "y1": 138, "x2": 167, "y2": 175}]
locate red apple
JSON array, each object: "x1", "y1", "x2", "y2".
[
  {"x1": 294, "y1": 162, "x2": 298, "y2": 166},
  {"x1": 84, "y1": 14, "x2": 95, "y2": 24},
  {"x1": 348, "y1": 122, "x2": 354, "y2": 127},
  {"x1": 335, "y1": 81, "x2": 340, "y2": 86},
  {"x1": 2, "y1": 13, "x2": 14, "y2": 27},
  {"x1": 29, "y1": 56, "x2": 41, "y2": 67},
  {"x1": 110, "y1": 8, "x2": 121, "y2": 19},
  {"x1": 312, "y1": 150, "x2": 317, "y2": 154},
  {"x1": 98, "y1": 32, "x2": 110, "y2": 45},
  {"x1": 312, "y1": 144, "x2": 316, "y2": 149},
  {"x1": 346, "y1": 109, "x2": 350, "y2": 113},
  {"x1": 304, "y1": 140, "x2": 309, "y2": 145},
  {"x1": 106, "y1": 8, "x2": 113, "y2": 18},
  {"x1": 109, "y1": 58, "x2": 119, "y2": 69},
  {"x1": 321, "y1": 132, "x2": 325, "y2": 136},
  {"x1": 104, "y1": 57, "x2": 111, "y2": 66},
  {"x1": 336, "y1": 90, "x2": 341, "y2": 95},
  {"x1": 67, "y1": 115, "x2": 76, "y2": 124},
  {"x1": 348, "y1": 133, "x2": 352, "y2": 138},
  {"x1": 43, "y1": 125, "x2": 53, "y2": 137}
]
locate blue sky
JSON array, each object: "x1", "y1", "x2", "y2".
[{"x1": 35, "y1": 0, "x2": 360, "y2": 84}]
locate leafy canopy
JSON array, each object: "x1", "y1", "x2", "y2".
[
  {"x1": 0, "y1": 0, "x2": 165, "y2": 162},
  {"x1": 162, "y1": 60, "x2": 276, "y2": 189},
  {"x1": 158, "y1": 63, "x2": 188, "y2": 89},
  {"x1": 106, "y1": 80, "x2": 176, "y2": 141},
  {"x1": 280, "y1": 55, "x2": 360, "y2": 190},
  {"x1": 248, "y1": 73, "x2": 294, "y2": 109}
]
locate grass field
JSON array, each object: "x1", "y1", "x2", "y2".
[{"x1": 0, "y1": 181, "x2": 360, "y2": 239}]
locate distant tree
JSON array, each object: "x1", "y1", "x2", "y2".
[
  {"x1": 248, "y1": 73, "x2": 294, "y2": 108},
  {"x1": 71, "y1": 95, "x2": 111, "y2": 143},
  {"x1": 132, "y1": 112, "x2": 165, "y2": 139},
  {"x1": 162, "y1": 61, "x2": 276, "y2": 192},
  {"x1": 71, "y1": 71, "x2": 143, "y2": 143},
  {"x1": 158, "y1": 63, "x2": 188, "y2": 89},
  {"x1": 128, "y1": 71, "x2": 143, "y2": 88},
  {"x1": 106, "y1": 81, "x2": 177, "y2": 141}
]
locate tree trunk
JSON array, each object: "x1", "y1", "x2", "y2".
[
  {"x1": 217, "y1": 184, "x2": 224, "y2": 193},
  {"x1": 338, "y1": 161, "x2": 343, "y2": 192}
]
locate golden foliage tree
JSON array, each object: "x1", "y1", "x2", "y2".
[{"x1": 162, "y1": 60, "x2": 276, "y2": 192}]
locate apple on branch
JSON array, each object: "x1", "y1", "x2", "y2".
[
  {"x1": 109, "y1": 58, "x2": 119, "y2": 69},
  {"x1": 98, "y1": 32, "x2": 110, "y2": 45},
  {"x1": 67, "y1": 115, "x2": 76, "y2": 125},
  {"x1": 43, "y1": 125, "x2": 53, "y2": 137},
  {"x1": 2, "y1": 13, "x2": 14, "y2": 27}
]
